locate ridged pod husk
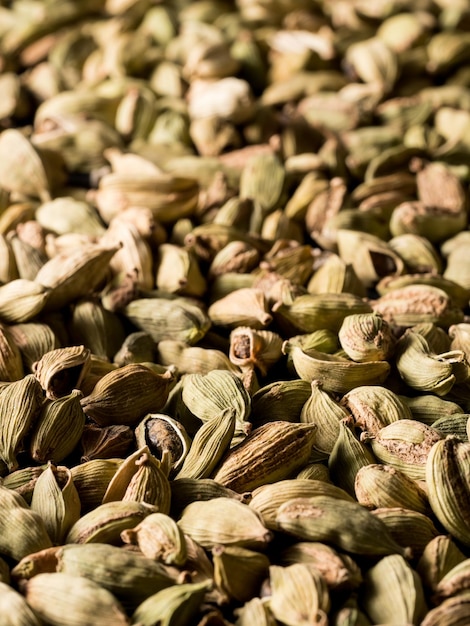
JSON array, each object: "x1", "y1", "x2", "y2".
[
  {"x1": 307, "y1": 252, "x2": 367, "y2": 297},
  {"x1": 135, "y1": 413, "x2": 191, "y2": 473},
  {"x1": 155, "y1": 243, "x2": 207, "y2": 298},
  {"x1": 79, "y1": 424, "x2": 133, "y2": 463},
  {"x1": 68, "y1": 299, "x2": 126, "y2": 362},
  {"x1": 272, "y1": 293, "x2": 372, "y2": 335},
  {"x1": 336, "y1": 229, "x2": 405, "y2": 288},
  {"x1": 433, "y1": 558, "x2": 470, "y2": 604},
  {"x1": 296, "y1": 464, "x2": 332, "y2": 482},
  {"x1": 212, "y1": 544, "x2": 270, "y2": 604},
  {"x1": 328, "y1": 418, "x2": 376, "y2": 497},
  {"x1": 131, "y1": 580, "x2": 211, "y2": 626},
  {"x1": 211, "y1": 421, "x2": 317, "y2": 493},
  {"x1": 177, "y1": 497, "x2": 272, "y2": 550},
  {"x1": 7, "y1": 322, "x2": 59, "y2": 372},
  {"x1": 0, "y1": 484, "x2": 53, "y2": 562},
  {"x1": 249, "y1": 479, "x2": 354, "y2": 531},
  {"x1": 2, "y1": 464, "x2": 47, "y2": 504},
  {"x1": 250, "y1": 379, "x2": 312, "y2": 427},
  {"x1": 234, "y1": 597, "x2": 277, "y2": 626},
  {"x1": 360, "y1": 554, "x2": 428, "y2": 625},
  {"x1": 169, "y1": 478, "x2": 250, "y2": 520},
  {"x1": 229, "y1": 326, "x2": 283, "y2": 376},
  {"x1": 157, "y1": 340, "x2": 240, "y2": 376},
  {"x1": 34, "y1": 242, "x2": 120, "y2": 311},
  {"x1": 280, "y1": 541, "x2": 362, "y2": 593},
  {"x1": 0, "y1": 374, "x2": 45, "y2": 471},
  {"x1": 70, "y1": 459, "x2": 123, "y2": 513},
  {"x1": 102, "y1": 446, "x2": 171, "y2": 513},
  {"x1": 342, "y1": 385, "x2": 412, "y2": 436},
  {"x1": 208, "y1": 240, "x2": 260, "y2": 278},
  {"x1": 121, "y1": 512, "x2": 187, "y2": 566},
  {"x1": 420, "y1": 590, "x2": 470, "y2": 626},
  {"x1": 35, "y1": 196, "x2": 106, "y2": 238},
  {"x1": 33, "y1": 345, "x2": 91, "y2": 400},
  {"x1": 388, "y1": 233, "x2": 443, "y2": 275},
  {"x1": 371, "y1": 284, "x2": 465, "y2": 328},
  {"x1": 0, "y1": 322, "x2": 23, "y2": 382},
  {"x1": 175, "y1": 408, "x2": 236, "y2": 480},
  {"x1": 376, "y1": 273, "x2": 470, "y2": 310},
  {"x1": 123, "y1": 296, "x2": 211, "y2": 345},
  {"x1": 425, "y1": 436, "x2": 470, "y2": 547},
  {"x1": 0, "y1": 279, "x2": 51, "y2": 323},
  {"x1": 181, "y1": 369, "x2": 251, "y2": 427},
  {"x1": 29, "y1": 389, "x2": 85, "y2": 463},
  {"x1": 337, "y1": 312, "x2": 395, "y2": 363},
  {"x1": 395, "y1": 329, "x2": 467, "y2": 396},
  {"x1": 44, "y1": 542, "x2": 174, "y2": 611},
  {"x1": 276, "y1": 495, "x2": 410, "y2": 558},
  {"x1": 113, "y1": 331, "x2": 157, "y2": 367},
  {"x1": 417, "y1": 535, "x2": 467, "y2": 596},
  {"x1": 363, "y1": 419, "x2": 443, "y2": 481},
  {"x1": 282, "y1": 342, "x2": 390, "y2": 394},
  {"x1": 30, "y1": 463, "x2": 81, "y2": 545},
  {"x1": 23, "y1": 572, "x2": 130, "y2": 626},
  {"x1": 371, "y1": 507, "x2": 440, "y2": 559},
  {"x1": 208, "y1": 288, "x2": 272, "y2": 330},
  {"x1": 400, "y1": 394, "x2": 464, "y2": 427},
  {"x1": 81, "y1": 363, "x2": 175, "y2": 427},
  {"x1": 300, "y1": 380, "x2": 349, "y2": 455},
  {"x1": 268, "y1": 563, "x2": 330, "y2": 626},
  {"x1": 354, "y1": 464, "x2": 430, "y2": 514},
  {"x1": 65, "y1": 500, "x2": 159, "y2": 545},
  {"x1": 0, "y1": 580, "x2": 42, "y2": 626}
]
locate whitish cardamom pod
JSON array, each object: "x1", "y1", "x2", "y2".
[
  {"x1": 30, "y1": 389, "x2": 85, "y2": 463},
  {"x1": 65, "y1": 500, "x2": 158, "y2": 545},
  {"x1": 388, "y1": 233, "x2": 443, "y2": 274},
  {"x1": 421, "y1": 590, "x2": 470, "y2": 626},
  {"x1": 33, "y1": 345, "x2": 91, "y2": 400},
  {"x1": 276, "y1": 495, "x2": 410, "y2": 558},
  {"x1": 0, "y1": 279, "x2": 51, "y2": 323},
  {"x1": 354, "y1": 464, "x2": 430, "y2": 514},
  {"x1": 155, "y1": 243, "x2": 207, "y2": 298},
  {"x1": 272, "y1": 292, "x2": 372, "y2": 335},
  {"x1": 250, "y1": 379, "x2": 312, "y2": 427},
  {"x1": 417, "y1": 534, "x2": 467, "y2": 595},
  {"x1": 131, "y1": 580, "x2": 211, "y2": 626},
  {"x1": 338, "y1": 312, "x2": 395, "y2": 362},
  {"x1": 81, "y1": 363, "x2": 175, "y2": 427},
  {"x1": 123, "y1": 296, "x2": 211, "y2": 345},
  {"x1": 68, "y1": 299, "x2": 126, "y2": 362},
  {"x1": 0, "y1": 484, "x2": 52, "y2": 562},
  {"x1": 23, "y1": 572, "x2": 130, "y2": 626},
  {"x1": 249, "y1": 479, "x2": 353, "y2": 531},
  {"x1": 0, "y1": 374, "x2": 45, "y2": 471},
  {"x1": 426, "y1": 436, "x2": 470, "y2": 547},
  {"x1": 113, "y1": 330, "x2": 157, "y2": 366},
  {"x1": 328, "y1": 418, "x2": 376, "y2": 497},
  {"x1": 296, "y1": 464, "x2": 332, "y2": 482},
  {"x1": 208, "y1": 287, "x2": 272, "y2": 330},
  {"x1": 208, "y1": 240, "x2": 260, "y2": 278},
  {"x1": 307, "y1": 252, "x2": 366, "y2": 297},
  {"x1": 268, "y1": 563, "x2": 330, "y2": 626},
  {"x1": 0, "y1": 581, "x2": 42, "y2": 626},
  {"x1": 363, "y1": 419, "x2": 443, "y2": 480},
  {"x1": 212, "y1": 421, "x2": 317, "y2": 493},
  {"x1": 121, "y1": 512, "x2": 187, "y2": 566},
  {"x1": 229, "y1": 326, "x2": 283, "y2": 376},
  {"x1": 372, "y1": 507, "x2": 440, "y2": 559},
  {"x1": 300, "y1": 380, "x2": 349, "y2": 455},
  {"x1": 0, "y1": 322, "x2": 23, "y2": 381},
  {"x1": 342, "y1": 385, "x2": 412, "y2": 435},
  {"x1": 401, "y1": 393, "x2": 463, "y2": 426},
  {"x1": 280, "y1": 542, "x2": 362, "y2": 593},
  {"x1": 7, "y1": 322, "x2": 59, "y2": 372},
  {"x1": 212, "y1": 544, "x2": 270, "y2": 603},
  {"x1": 234, "y1": 597, "x2": 277, "y2": 626},
  {"x1": 344, "y1": 36, "x2": 398, "y2": 90},
  {"x1": 34, "y1": 242, "x2": 120, "y2": 311},
  {"x1": 2, "y1": 464, "x2": 46, "y2": 504},
  {"x1": 157, "y1": 340, "x2": 240, "y2": 376},
  {"x1": 30, "y1": 463, "x2": 81, "y2": 545},
  {"x1": 360, "y1": 554, "x2": 427, "y2": 625},
  {"x1": 102, "y1": 446, "x2": 171, "y2": 513},
  {"x1": 433, "y1": 558, "x2": 470, "y2": 603},
  {"x1": 371, "y1": 284, "x2": 464, "y2": 328},
  {"x1": 70, "y1": 458, "x2": 123, "y2": 513},
  {"x1": 176, "y1": 408, "x2": 236, "y2": 480},
  {"x1": 35, "y1": 196, "x2": 106, "y2": 238},
  {"x1": 282, "y1": 342, "x2": 390, "y2": 394},
  {"x1": 54, "y1": 543, "x2": 175, "y2": 611},
  {"x1": 177, "y1": 497, "x2": 272, "y2": 550}
]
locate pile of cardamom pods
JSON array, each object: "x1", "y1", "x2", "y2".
[{"x1": 1, "y1": 0, "x2": 470, "y2": 624}]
